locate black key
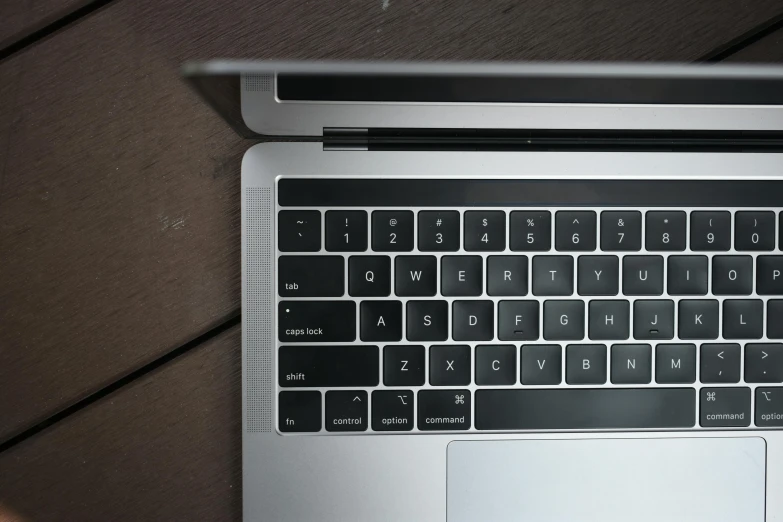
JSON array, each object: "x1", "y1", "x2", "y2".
[
  {"x1": 769, "y1": 301, "x2": 783, "y2": 339},
  {"x1": 588, "y1": 300, "x2": 630, "y2": 341},
  {"x1": 384, "y1": 345, "x2": 425, "y2": 386},
  {"x1": 690, "y1": 211, "x2": 731, "y2": 251},
  {"x1": 325, "y1": 210, "x2": 368, "y2": 252},
  {"x1": 543, "y1": 300, "x2": 584, "y2": 341},
  {"x1": 372, "y1": 390, "x2": 414, "y2": 431},
  {"x1": 406, "y1": 301, "x2": 448, "y2": 342},
  {"x1": 372, "y1": 210, "x2": 414, "y2": 252},
  {"x1": 600, "y1": 211, "x2": 642, "y2": 251},
  {"x1": 476, "y1": 388, "x2": 696, "y2": 430},
  {"x1": 722, "y1": 300, "x2": 763, "y2": 339},
  {"x1": 622, "y1": 256, "x2": 663, "y2": 296},
  {"x1": 279, "y1": 301, "x2": 356, "y2": 342},
  {"x1": 475, "y1": 345, "x2": 517, "y2": 385},
  {"x1": 278, "y1": 210, "x2": 321, "y2": 252},
  {"x1": 577, "y1": 255, "x2": 619, "y2": 296},
  {"x1": 278, "y1": 345, "x2": 379, "y2": 387},
  {"x1": 781, "y1": 212, "x2": 783, "y2": 249},
  {"x1": 429, "y1": 345, "x2": 471, "y2": 386},
  {"x1": 667, "y1": 256, "x2": 708, "y2": 296},
  {"x1": 360, "y1": 301, "x2": 402, "y2": 342},
  {"x1": 395, "y1": 256, "x2": 437, "y2": 296},
  {"x1": 520, "y1": 345, "x2": 562, "y2": 385},
  {"x1": 349, "y1": 256, "x2": 391, "y2": 297},
  {"x1": 645, "y1": 211, "x2": 686, "y2": 251},
  {"x1": 465, "y1": 211, "x2": 506, "y2": 251},
  {"x1": 677, "y1": 300, "x2": 719, "y2": 340},
  {"x1": 745, "y1": 343, "x2": 783, "y2": 383},
  {"x1": 418, "y1": 211, "x2": 460, "y2": 252},
  {"x1": 712, "y1": 256, "x2": 753, "y2": 295},
  {"x1": 510, "y1": 211, "x2": 551, "y2": 251},
  {"x1": 326, "y1": 391, "x2": 367, "y2": 432},
  {"x1": 700, "y1": 387, "x2": 750, "y2": 427},
  {"x1": 611, "y1": 344, "x2": 652, "y2": 384},
  {"x1": 700, "y1": 343, "x2": 741, "y2": 383},
  {"x1": 487, "y1": 256, "x2": 528, "y2": 296},
  {"x1": 279, "y1": 391, "x2": 321, "y2": 433},
  {"x1": 441, "y1": 256, "x2": 483, "y2": 297},
  {"x1": 633, "y1": 300, "x2": 674, "y2": 340},
  {"x1": 735, "y1": 211, "x2": 775, "y2": 251},
  {"x1": 418, "y1": 390, "x2": 471, "y2": 431},
  {"x1": 756, "y1": 388, "x2": 783, "y2": 427},
  {"x1": 498, "y1": 300, "x2": 539, "y2": 341},
  {"x1": 655, "y1": 344, "x2": 696, "y2": 384},
  {"x1": 555, "y1": 211, "x2": 597, "y2": 251},
  {"x1": 278, "y1": 256, "x2": 344, "y2": 297},
  {"x1": 532, "y1": 256, "x2": 574, "y2": 296},
  {"x1": 566, "y1": 344, "x2": 607, "y2": 384},
  {"x1": 757, "y1": 256, "x2": 783, "y2": 295},
  {"x1": 453, "y1": 301, "x2": 494, "y2": 341}
]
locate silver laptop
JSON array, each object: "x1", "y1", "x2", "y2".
[{"x1": 185, "y1": 61, "x2": 783, "y2": 522}]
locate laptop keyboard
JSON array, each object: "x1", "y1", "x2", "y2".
[{"x1": 275, "y1": 189, "x2": 783, "y2": 433}]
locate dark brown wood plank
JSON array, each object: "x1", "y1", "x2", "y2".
[
  {"x1": 724, "y1": 27, "x2": 783, "y2": 62},
  {"x1": 0, "y1": 0, "x2": 87, "y2": 50}
]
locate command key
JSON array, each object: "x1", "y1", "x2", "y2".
[
  {"x1": 756, "y1": 387, "x2": 783, "y2": 427},
  {"x1": 700, "y1": 387, "x2": 750, "y2": 427}
]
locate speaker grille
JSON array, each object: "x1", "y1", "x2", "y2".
[{"x1": 244, "y1": 74, "x2": 273, "y2": 92}]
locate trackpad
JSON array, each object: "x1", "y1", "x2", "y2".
[{"x1": 448, "y1": 438, "x2": 765, "y2": 522}]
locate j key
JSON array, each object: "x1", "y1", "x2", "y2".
[
  {"x1": 756, "y1": 387, "x2": 783, "y2": 427},
  {"x1": 372, "y1": 390, "x2": 414, "y2": 431},
  {"x1": 360, "y1": 301, "x2": 402, "y2": 342},
  {"x1": 622, "y1": 256, "x2": 663, "y2": 296},
  {"x1": 279, "y1": 210, "x2": 321, "y2": 252},
  {"x1": 677, "y1": 300, "x2": 719, "y2": 340},
  {"x1": 745, "y1": 343, "x2": 783, "y2": 383},
  {"x1": 325, "y1": 210, "x2": 368, "y2": 252},
  {"x1": 498, "y1": 300, "x2": 539, "y2": 341},
  {"x1": 735, "y1": 211, "x2": 775, "y2": 251},
  {"x1": 645, "y1": 211, "x2": 686, "y2": 251},
  {"x1": 633, "y1": 300, "x2": 674, "y2": 340},
  {"x1": 418, "y1": 389, "x2": 471, "y2": 431},
  {"x1": 520, "y1": 345, "x2": 562, "y2": 385},
  {"x1": 712, "y1": 256, "x2": 753, "y2": 296},
  {"x1": 655, "y1": 344, "x2": 697, "y2": 384},
  {"x1": 510, "y1": 211, "x2": 551, "y2": 251},
  {"x1": 465, "y1": 211, "x2": 506, "y2": 251},
  {"x1": 487, "y1": 256, "x2": 528, "y2": 296},
  {"x1": 278, "y1": 345, "x2": 379, "y2": 387},
  {"x1": 699, "y1": 387, "x2": 750, "y2": 427},
  {"x1": 757, "y1": 256, "x2": 783, "y2": 295},
  {"x1": 588, "y1": 300, "x2": 630, "y2": 341},
  {"x1": 770, "y1": 301, "x2": 783, "y2": 339},
  {"x1": 690, "y1": 211, "x2": 731, "y2": 251},
  {"x1": 543, "y1": 300, "x2": 584, "y2": 341},
  {"x1": 326, "y1": 391, "x2": 367, "y2": 432},
  {"x1": 441, "y1": 256, "x2": 483, "y2": 296},
  {"x1": 395, "y1": 256, "x2": 437, "y2": 296},
  {"x1": 349, "y1": 256, "x2": 391, "y2": 297},
  {"x1": 722, "y1": 300, "x2": 763, "y2": 339},
  {"x1": 532, "y1": 256, "x2": 574, "y2": 296},
  {"x1": 555, "y1": 211, "x2": 597, "y2": 252},
  {"x1": 372, "y1": 210, "x2": 414, "y2": 252},
  {"x1": 600, "y1": 211, "x2": 642, "y2": 251},
  {"x1": 700, "y1": 344, "x2": 741, "y2": 383},
  {"x1": 406, "y1": 300, "x2": 448, "y2": 342},
  {"x1": 578, "y1": 255, "x2": 619, "y2": 296},
  {"x1": 278, "y1": 256, "x2": 344, "y2": 297},
  {"x1": 279, "y1": 391, "x2": 321, "y2": 432},
  {"x1": 418, "y1": 211, "x2": 460, "y2": 251},
  {"x1": 279, "y1": 301, "x2": 356, "y2": 342},
  {"x1": 667, "y1": 256, "x2": 708, "y2": 296},
  {"x1": 384, "y1": 345, "x2": 425, "y2": 386},
  {"x1": 475, "y1": 345, "x2": 517, "y2": 385},
  {"x1": 611, "y1": 344, "x2": 652, "y2": 384},
  {"x1": 566, "y1": 344, "x2": 607, "y2": 384},
  {"x1": 453, "y1": 300, "x2": 494, "y2": 341},
  {"x1": 430, "y1": 345, "x2": 471, "y2": 386}
]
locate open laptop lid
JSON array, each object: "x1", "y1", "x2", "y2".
[{"x1": 183, "y1": 60, "x2": 783, "y2": 139}]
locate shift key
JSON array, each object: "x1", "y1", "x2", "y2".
[{"x1": 279, "y1": 301, "x2": 356, "y2": 342}]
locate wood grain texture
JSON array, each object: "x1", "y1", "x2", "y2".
[
  {"x1": 725, "y1": 27, "x2": 783, "y2": 63},
  {"x1": 0, "y1": 0, "x2": 87, "y2": 49}
]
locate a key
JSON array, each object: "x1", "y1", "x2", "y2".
[
  {"x1": 755, "y1": 388, "x2": 783, "y2": 427},
  {"x1": 577, "y1": 255, "x2": 619, "y2": 296},
  {"x1": 722, "y1": 300, "x2": 763, "y2": 339},
  {"x1": 406, "y1": 300, "x2": 448, "y2": 342},
  {"x1": 700, "y1": 387, "x2": 750, "y2": 427},
  {"x1": 622, "y1": 256, "x2": 663, "y2": 296},
  {"x1": 465, "y1": 211, "x2": 506, "y2": 251},
  {"x1": 279, "y1": 391, "x2": 321, "y2": 432},
  {"x1": 395, "y1": 256, "x2": 437, "y2": 296},
  {"x1": 600, "y1": 211, "x2": 642, "y2": 251},
  {"x1": 475, "y1": 345, "x2": 517, "y2": 385},
  {"x1": 487, "y1": 256, "x2": 528, "y2": 296},
  {"x1": 418, "y1": 211, "x2": 460, "y2": 252},
  {"x1": 655, "y1": 344, "x2": 696, "y2": 384},
  {"x1": 543, "y1": 300, "x2": 585, "y2": 341},
  {"x1": 555, "y1": 211, "x2": 597, "y2": 252},
  {"x1": 278, "y1": 345, "x2": 379, "y2": 387},
  {"x1": 532, "y1": 255, "x2": 574, "y2": 296},
  {"x1": 384, "y1": 345, "x2": 425, "y2": 386},
  {"x1": 757, "y1": 256, "x2": 783, "y2": 295},
  {"x1": 645, "y1": 211, "x2": 686, "y2": 251},
  {"x1": 372, "y1": 210, "x2": 414, "y2": 252},
  {"x1": 678, "y1": 300, "x2": 719, "y2": 340},
  {"x1": 633, "y1": 300, "x2": 674, "y2": 340},
  {"x1": 325, "y1": 210, "x2": 368, "y2": 252},
  {"x1": 712, "y1": 256, "x2": 753, "y2": 295},
  {"x1": 770, "y1": 301, "x2": 783, "y2": 339},
  {"x1": 429, "y1": 345, "x2": 471, "y2": 386},
  {"x1": 278, "y1": 301, "x2": 356, "y2": 342},
  {"x1": 565, "y1": 344, "x2": 607, "y2": 384},
  {"x1": 417, "y1": 390, "x2": 471, "y2": 431},
  {"x1": 348, "y1": 256, "x2": 391, "y2": 297},
  {"x1": 745, "y1": 344, "x2": 783, "y2": 383},
  {"x1": 588, "y1": 300, "x2": 630, "y2": 340},
  {"x1": 372, "y1": 390, "x2": 414, "y2": 431},
  {"x1": 452, "y1": 300, "x2": 494, "y2": 341},
  {"x1": 690, "y1": 211, "x2": 731, "y2": 251},
  {"x1": 325, "y1": 391, "x2": 368, "y2": 432},
  {"x1": 735, "y1": 211, "x2": 775, "y2": 251},
  {"x1": 441, "y1": 256, "x2": 483, "y2": 296},
  {"x1": 520, "y1": 345, "x2": 562, "y2": 385},
  {"x1": 278, "y1": 210, "x2": 321, "y2": 252},
  {"x1": 510, "y1": 211, "x2": 551, "y2": 251},
  {"x1": 611, "y1": 344, "x2": 652, "y2": 384},
  {"x1": 360, "y1": 300, "x2": 402, "y2": 341},
  {"x1": 700, "y1": 343, "x2": 741, "y2": 383},
  {"x1": 498, "y1": 300, "x2": 539, "y2": 341},
  {"x1": 278, "y1": 256, "x2": 344, "y2": 297},
  {"x1": 667, "y1": 256, "x2": 708, "y2": 296}
]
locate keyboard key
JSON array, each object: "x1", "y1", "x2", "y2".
[
  {"x1": 372, "y1": 210, "x2": 414, "y2": 252},
  {"x1": 755, "y1": 388, "x2": 783, "y2": 427},
  {"x1": 645, "y1": 211, "x2": 686, "y2": 251},
  {"x1": 325, "y1": 210, "x2": 368, "y2": 252},
  {"x1": 566, "y1": 344, "x2": 607, "y2": 384},
  {"x1": 487, "y1": 256, "x2": 528, "y2": 296},
  {"x1": 441, "y1": 256, "x2": 483, "y2": 296},
  {"x1": 700, "y1": 343, "x2": 741, "y2": 383},
  {"x1": 712, "y1": 256, "x2": 753, "y2": 295},
  {"x1": 735, "y1": 211, "x2": 775, "y2": 251},
  {"x1": 418, "y1": 211, "x2": 460, "y2": 251},
  {"x1": 395, "y1": 256, "x2": 437, "y2": 296},
  {"x1": 577, "y1": 255, "x2": 619, "y2": 296},
  {"x1": 757, "y1": 256, "x2": 783, "y2": 295},
  {"x1": 543, "y1": 300, "x2": 585, "y2": 341},
  {"x1": 769, "y1": 301, "x2": 783, "y2": 339},
  {"x1": 418, "y1": 390, "x2": 471, "y2": 431},
  {"x1": 430, "y1": 345, "x2": 471, "y2": 386},
  {"x1": 532, "y1": 255, "x2": 574, "y2": 296},
  {"x1": 745, "y1": 344, "x2": 783, "y2": 383},
  {"x1": 611, "y1": 344, "x2": 652, "y2": 384},
  {"x1": 690, "y1": 211, "x2": 731, "y2": 251},
  {"x1": 588, "y1": 300, "x2": 630, "y2": 341},
  {"x1": 509, "y1": 211, "x2": 551, "y2": 251},
  {"x1": 348, "y1": 256, "x2": 391, "y2": 297},
  {"x1": 678, "y1": 300, "x2": 719, "y2": 340},
  {"x1": 633, "y1": 300, "x2": 674, "y2": 340},
  {"x1": 667, "y1": 256, "x2": 708, "y2": 296},
  {"x1": 384, "y1": 345, "x2": 425, "y2": 386},
  {"x1": 465, "y1": 211, "x2": 506, "y2": 251},
  {"x1": 326, "y1": 391, "x2": 367, "y2": 432},
  {"x1": 372, "y1": 390, "x2": 414, "y2": 431},
  {"x1": 278, "y1": 210, "x2": 321, "y2": 252},
  {"x1": 622, "y1": 256, "x2": 663, "y2": 296},
  {"x1": 555, "y1": 211, "x2": 597, "y2": 251},
  {"x1": 520, "y1": 345, "x2": 562, "y2": 385},
  {"x1": 453, "y1": 301, "x2": 494, "y2": 341},
  {"x1": 700, "y1": 387, "x2": 750, "y2": 427},
  {"x1": 278, "y1": 345, "x2": 379, "y2": 387},
  {"x1": 406, "y1": 300, "x2": 448, "y2": 342},
  {"x1": 655, "y1": 344, "x2": 696, "y2": 384},
  {"x1": 498, "y1": 300, "x2": 539, "y2": 341},
  {"x1": 723, "y1": 300, "x2": 763, "y2": 339},
  {"x1": 279, "y1": 391, "x2": 321, "y2": 432},
  {"x1": 360, "y1": 301, "x2": 402, "y2": 342},
  {"x1": 600, "y1": 211, "x2": 642, "y2": 251},
  {"x1": 475, "y1": 345, "x2": 517, "y2": 385},
  {"x1": 278, "y1": 255, "x2": 344, "y2": 297},
  {"x1": 279, "y1": 301, "x2": 356, "y2": 342}
]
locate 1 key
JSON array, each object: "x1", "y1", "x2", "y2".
[
  {"x1": 325, "y1": 210, "x2": 368, "y2": 251},
  {"x1": 372, "y1": 211, "x2": 414, "y2": 252}
]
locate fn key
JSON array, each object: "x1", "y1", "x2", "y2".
[{"x1": 279, "y1": 391, "x2": 321, "y2": 432}]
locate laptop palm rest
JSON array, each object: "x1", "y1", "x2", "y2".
[{"x1": 447, "y1": 438, "x2": 765, "y2": 522}]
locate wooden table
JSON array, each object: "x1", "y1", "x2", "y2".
[{"x1": 0, "y1": 1, "x2": 781, "y2": 519}]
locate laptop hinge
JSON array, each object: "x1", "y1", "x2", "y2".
[{"x1": 323, "y1": 127, "x2": 369, "y2": 151}]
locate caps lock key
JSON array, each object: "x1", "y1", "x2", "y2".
[{"x1": 279, "y1": 301, "x2": 356, "y2": 342}]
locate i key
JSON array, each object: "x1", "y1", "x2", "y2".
[
  {"x1": 555, "y1": 211, "x2": 597, "y2": 251},
  {"x1": 465, "y1": 211, "x2": 506, "y2": 251},
  {"x1": 326, "y1": 210, "x2": 368, "y2": 252},
  {"x1": 735, "y1": 211, "x2": 775, "y2": 251}
]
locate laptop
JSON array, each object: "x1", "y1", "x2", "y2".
[{"x1": 184, "y1": 61, "x2": 783, "y2": 522}]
